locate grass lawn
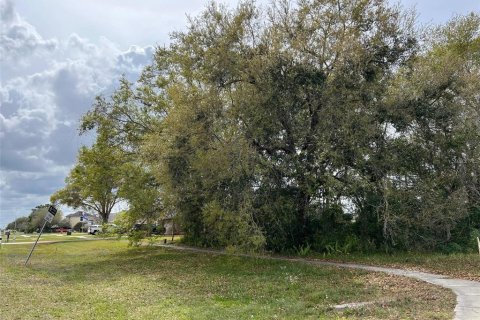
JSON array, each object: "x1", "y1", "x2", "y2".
[
  {"x1": 0, "y1": 240, "x2": 454, "y2": 320},
  {"x1": 1, "y1": 233, "x2": 179, "y2": 244},
  {"x1": 2, "y1": 232, "x2": 93, "y2": 243},
  {"x1": 313, "y1": 252, "x2": 480, "y2": 282}
]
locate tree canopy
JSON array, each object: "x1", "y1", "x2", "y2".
[
  {"x1": 6, "y1": 204, "x2": 63, "y2": 233},
  {"x1": 51, "y1": 133, "x2": 124, "y2": 223},
  {"x1": 56, "y1": 0, "x2": 480, "y2": 252}
]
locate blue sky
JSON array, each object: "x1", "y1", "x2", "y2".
[{"x1": 1, "y1": 0, "x2": 479, "y2": 228}]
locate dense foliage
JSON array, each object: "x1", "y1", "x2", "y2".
[
  {"x1": 50, "y1": 132, "x2": 125, "y2": 223},
  {"x1": 6, "y1": 204, "x2": 63, "y2": 233},
  {"x1": 57, "y1": 0, "x2": 480, "y2": 253}
]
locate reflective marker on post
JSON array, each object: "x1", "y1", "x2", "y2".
[
  {"x1": 477, "y1": 237, "x2": 480, "y2": 255},
  {"x1": 25, "y1": 205, "x2": 57, "y2": 266}
]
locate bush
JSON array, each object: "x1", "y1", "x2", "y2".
[
  {"x1": 127, "y1": 230, "x2": 146, "y2": 247},
  {"x1": 57, "y1": 218, "x2": 72, "y2": 228},
  {"x1": 438, "y1": 242, "x2": 464, "y2": 254},
  {"x1": 201, "y1": 200, "x2": 265, "y2": 253}
]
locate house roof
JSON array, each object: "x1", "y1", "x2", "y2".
[{"x1": 65, "y1": 211, "x2": 98, "y2": 218}]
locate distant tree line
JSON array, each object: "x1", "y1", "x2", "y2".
[
  {"x1": 52, "y1": 0, "x2": 480, "y2": 253},
  {"x1": 6, "y1": 204, "x2": 66, "y2": 233}
]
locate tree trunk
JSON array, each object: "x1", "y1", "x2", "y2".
[{"x1": 295, "y1": 189, "x2": 310, "y2": 246}]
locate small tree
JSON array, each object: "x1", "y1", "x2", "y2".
[
  {"x1": 6, "y1": 216, "x2": 29, "y2": 232},
  {"x1": 51, "y1": 134, "x2": 124, "y2": 223},
  {"x1": 57, "y1": 218, "x2": 72, "y2": 229}
]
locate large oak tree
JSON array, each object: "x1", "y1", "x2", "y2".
[{"x1": 67, "y1": 1, "x2": 480, "y2": 252}]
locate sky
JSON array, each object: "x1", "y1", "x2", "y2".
[{"x1": 1, "y1": 0, "x2": 479, "y2": 228}]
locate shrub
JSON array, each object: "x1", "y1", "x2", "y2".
[{"x1": 201, "y1": 200, "x2": 265, "y2": 253}]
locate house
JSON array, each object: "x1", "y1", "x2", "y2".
[
  {"x1": 131, "y1": 217, "x2": 182, "y2": 236},
  {"x1": 65, "y1": 211, "x2": 101, "y2": 228},
  {"x1": 160, "y1": 217, "x2": 182, "y2": 236}
]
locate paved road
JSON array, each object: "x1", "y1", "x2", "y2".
[{"x1": 158, "y1": 244, "x2": 480, "y2": 320}]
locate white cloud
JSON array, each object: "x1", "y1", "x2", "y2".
[
  {"x1": 0, "y1": 0, "x2": 57, "y2": 65},
  {"x1": 0, "y1": 0, "x2": 154, "y2": 227},
  {"x1": 116, "y1": 45, "x2": 156, "y2": 76}
]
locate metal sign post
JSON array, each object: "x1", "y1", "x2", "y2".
[
  {"x1": 25, "y1": 205, "x2": 57, "y2": 266},
  {"x1": 25, "y1": 220, "x2": 48, "y2": 266},
  {"x1": 477, "y1": 237, "x2": 480, "y2": 255}
]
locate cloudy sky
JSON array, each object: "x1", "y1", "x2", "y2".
[{"x1": 1, "y1": 0, "x2": 479, "y2": 228}]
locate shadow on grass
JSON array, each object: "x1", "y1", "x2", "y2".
[
  {"x1": 3, "y1": 241, "x2": 352, "y2": 286},
  {"x1": 0, "y1": 241, "x2": 456, "y2": 320}
]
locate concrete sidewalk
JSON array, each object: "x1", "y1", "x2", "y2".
[
  {"x1": 159, "y1": 244, "x2": 480, "y2": 320},
  {"x1": 306, "y1": 261, "x2": 480, "y2": 320}
]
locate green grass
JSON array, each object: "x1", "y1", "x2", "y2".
[
  {"x1": 1, "y1": 232, "x2": 93, "y2": 243},
  {"x1": 0, "y1": 240, "x2": 454, "y2": 319},
  {"x1": 313, "y1": 252, "x2": 480, "y2": 281},
  {"x1": 1, "y1": 233, "x2": 180, "y2": 244}
]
